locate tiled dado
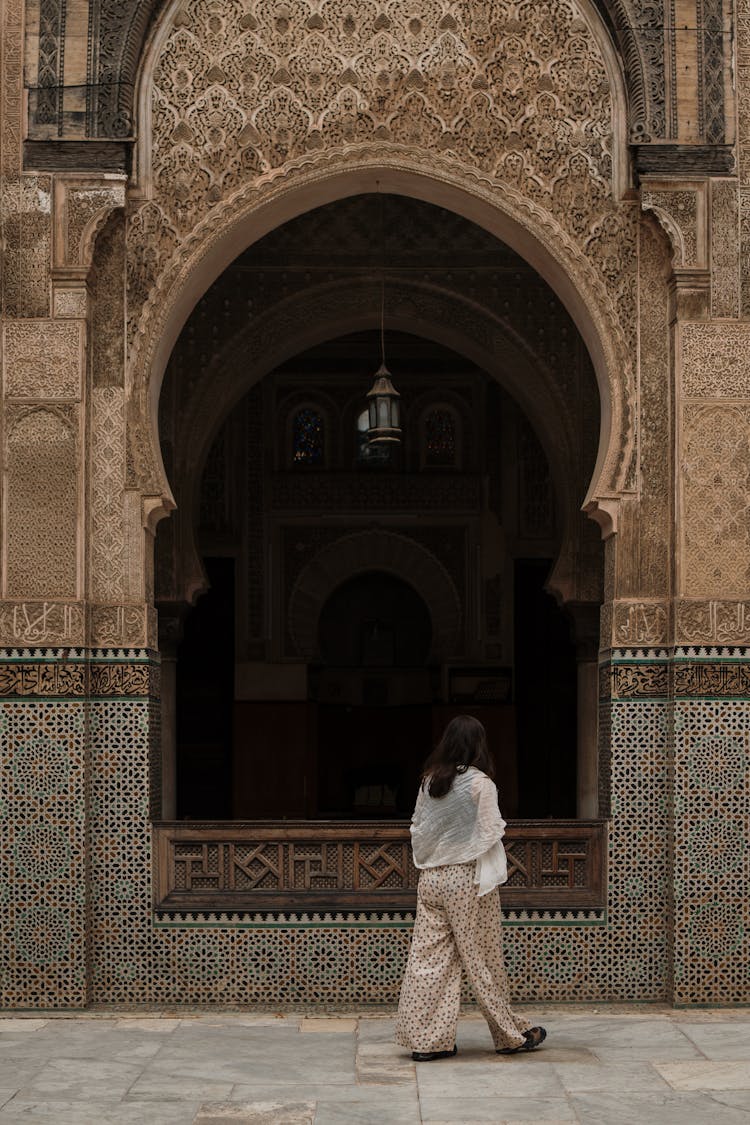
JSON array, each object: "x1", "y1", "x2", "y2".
[
  {"x1": 0, "y1": 649, "x2": 158, "y2": 1009},
  {"x1": 603, "y1": 647, "x2": 750, "y2": 1005},
  {"x1": 1, "y1": 646, "x2": 748, "y2": 1006}
]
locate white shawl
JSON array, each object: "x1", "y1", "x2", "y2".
[{"x1": 410, "y1": 766, "x2": 508, "y2": 896}]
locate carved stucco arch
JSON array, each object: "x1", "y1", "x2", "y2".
[
  {"x1": 133, "y1": 158, "x2": 633, "y2": 537},
  {"x1": 164, "y1": 276, "x2": 589, "y2": 607},
  {"x1": 288, "y1": 530, "x2": 462, "y2": 661},
  {"x1": 129, "y1": 0, "x2": 637, "y2": 540}
]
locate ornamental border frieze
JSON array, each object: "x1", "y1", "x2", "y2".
[
  {"x1": 603, "y1": 647, "x2": 750, "y2": 700},
  {"x1": 0, "y1": 647, "x2": 158, "y2": 699},
  {"x1": 604, "y1": 660, "x2": 670, "y2": 700},
  {"x1": 126, "y1": 145, "x2": 637, "y2": 501},
  {"x1": 673, "y1": 660, "x2": 750, "y2": 699},
  {"x1": 0, "y1": 601, "x2": 157, "y2": 649}
]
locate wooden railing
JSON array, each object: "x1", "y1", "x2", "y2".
[{"x1": 153, "y1": 820, "x2": 606, "y2": 913}]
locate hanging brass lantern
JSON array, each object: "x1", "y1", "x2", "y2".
[{"x1": 366, "y1": 362, "x2": 401, "y2": 444}]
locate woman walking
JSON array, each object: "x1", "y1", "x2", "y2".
[{"x1": 395, "y1": 715, "x2": 546, "y2": 1061}]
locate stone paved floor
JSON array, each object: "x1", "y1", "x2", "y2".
[{"x1": 0, "y1": 1007, "x2": 749, "y2": 1123}]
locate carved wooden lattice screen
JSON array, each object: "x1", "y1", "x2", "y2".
[{"x1": 153, "y1": 821, "x2": 606, "y2": 912}]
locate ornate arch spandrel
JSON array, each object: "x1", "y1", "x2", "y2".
[
  {"x1": 128, "y1": 160, "x2": 635, "y2": 530},
  {"x1": 126, "y1": 0, "x2": 639, "y2": 539}
]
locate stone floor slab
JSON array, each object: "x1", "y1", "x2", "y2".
[
  {"x1": 415, "y1": 1059, "x2": 565, "y2": 1098},
  {"x1": 314, "y1": 1100, "x2": 418, "y2": 1124},
  {"x1": 230, "y1": 1084, "x2": 418, "y2": 1108},
  {"x1": 127, "y1": 1075, "x2": 237, "y2": 1101},
  {"x1": 356, "y1": 1019, "x2": 396, "y2": 1043},
  {"x1": 653, "y1": 1060, "x2": 750, "y2": 1090},
  {"x1": 300, "y1": 1019, "x2": 356, "y2": 1034},
  {"x1": 679, "y1": 1022, "x2": 750, "y2": 1059},
  {"x1": 553, "y1": 1058, "x2": 672, "y2": 1092},
  {"x1": 0, "y1": 1097, "x2": 200, "y2": 1124},
  {"x1": 114, "y1": 1018, "x2": 183, "y2": 1033},
  {"x1": 0, "y1": 1023, "x2": 47, "y2": 1034},
  {"x1": 418, "y1": 1096, "x2": 576, "y2": 1122},
  {"x1": 194, "y1": 1103, "x2": 314, "y2": 1124},
  {"x1": 571, "y1": 1089, "x2": 750, "y2": 1124}
]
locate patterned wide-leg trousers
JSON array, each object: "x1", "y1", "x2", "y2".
[{"x1": 395, "y1": 862, "x2": 530, "y2": 1053}]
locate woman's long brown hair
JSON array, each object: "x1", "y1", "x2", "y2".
[{"x1": 421, "y1": 714, "x2": 495, "y2": 798}]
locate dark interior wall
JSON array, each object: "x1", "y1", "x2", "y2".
[
  {"x1": 514, "y1": 558, "x2": 578, "y2": 818},
  {"x1": 176, "y1": 557, "x2": 235, "y2": 819}
]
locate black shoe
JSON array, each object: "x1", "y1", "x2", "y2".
[
  {"x1": 497, "y1": 1026, "x2": 547, "y2": 1054},
  {"x1": 411, "y1": 1045, "x2": 458, "y2": 1061}
]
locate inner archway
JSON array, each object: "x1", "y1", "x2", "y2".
[
  {"x1": 156, "y1": 192, "x2": 602, "y2": 830},
  {"x1": 315, "y1": 571, "x2": 433, "y2": 819}
]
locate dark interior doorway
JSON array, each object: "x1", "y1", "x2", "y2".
[
  {"x1": 514, "y1": 558, "x2": 577, "y2": 817},
  {"x1": 314, "y1": 572, "x2": 433, "y2": 817},
  {"x1": 175, "y1": 556, "x2": 235, "y2": 819}
]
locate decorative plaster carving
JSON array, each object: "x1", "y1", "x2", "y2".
[
  {"x1": 0, "y1": 601, "x2": 84, "y2": 645},
  {"x1": 90, "y1": 388, "x2": 126, "y2": 601},
  {"x1": 699, "y1": 0, "x2": 727, "y2": 145},
  {"x1": 127, "y1": 0, "x2": 637, "y2": 506},
  {"x1": 710, "y1": 179, "x2": 740, "y2": 319},
  {"x1": 681, "y1": 403, "x2": 750, "y2": 598},
  {"x1": 5, "y1": 406, "x2": 79, "y2": 599},
  {"x1": 677, "y1": 599, "x2": 750, "y2": 644},
  {"x1": 681, "y1": 322, "x2": 750, "y2": 398},
  {"x1": 737, "y1": 2, "x2": 750, "y2": 313},
  {"x1": 88, "y1": 604, "x2": 151, "y2": 647},
  {"x1": 88, "y1": 213, "x2": 126, "y2": 388},
  {"x1": 636, "y1": 215, "x2": 671, "y2": 597},
  {"x1": 0, "y1": 176, "x2": 52, "y2": 318},
  {"x1": 53, "y1": 287, "x2": 88, "y2": 318},
  {"x1": 2, "y1": 321, "x2": 83, "y2": 399},
  {"x1": 641, "y1": 184, "x2": 705, "y2": 268},
  {"x1": 54, "y1": 176, "x2": 127, "y2": 268},
  {"x1": 613, "y1": 601, "x2": 669, "y2": 645}
]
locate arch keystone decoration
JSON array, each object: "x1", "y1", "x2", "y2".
[{"x1": 288, "y1": 531, "x2": 462, "y2": 661}]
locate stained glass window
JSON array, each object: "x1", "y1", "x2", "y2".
[
  {"x1": 424, "y1": 407, "x2": 457, "y2": 467},
  {"x1": 292, "y1": 407, "x2": 324, "y2": 465}
]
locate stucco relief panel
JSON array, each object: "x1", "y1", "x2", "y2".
[
  {"x1": 681, "y1": 322, "x2": 750, "y2": 397},
  {"x1": 710, "y1": 179, "x2": 740, "y2": 319},
  {"x1": 641, "y1": 185, "x2": 704, "y2": 268},
  {"x1": 737, "y1": 0, "x2": 750, "y2": 314},
  {"x1": 53, "y1": 178, "x2": 127, "y2": 269},
  {"x1": 681, "y1": 403, "x2": 750, "y2": 598},
  {"x1": 4, "y1": 406, "x2": 80, "y2": 600},
  {"x1": 90, "y1": 388, "x2": 126, "y2": 602},
  {"x1": 2, "y1": 321, "x2": 83, "y2": 399}
]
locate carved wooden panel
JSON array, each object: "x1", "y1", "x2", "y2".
[{"x1": 154, "y1": 820, "x2": 606, "y2": 911}]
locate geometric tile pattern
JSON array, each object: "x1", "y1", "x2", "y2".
[
  {"x1": 1, "y1": 645, "x2": 748, "y2": 1006},
  {"x1": 672, "y1": 699, "x2": 750, "y2": 1004},
  {"x1": 0, "y1": 698, "x2": 87, "y2": 1007}
]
